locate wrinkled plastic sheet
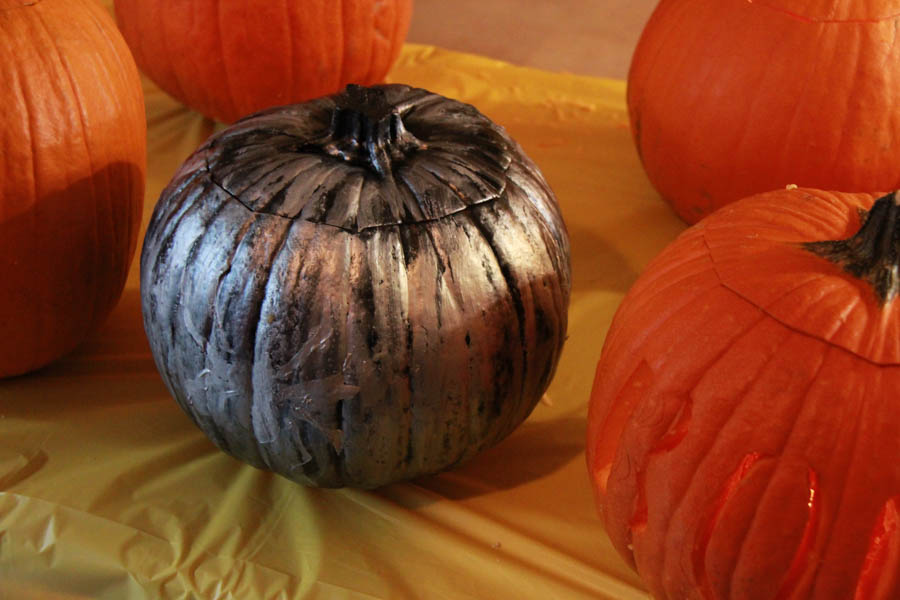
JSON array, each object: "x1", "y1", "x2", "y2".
[{"x1": 0, "y1": 35, "x2": 686, "y2": 599}]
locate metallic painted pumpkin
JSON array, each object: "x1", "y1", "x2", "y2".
[{"x1": 141, "y1": 84, "x2": 571, "y2": 488}]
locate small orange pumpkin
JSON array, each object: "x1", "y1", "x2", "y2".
[
  {"x1": 0, "y1": 0, "x2": 146, "y2": 378},
  {"x1": 628, "y1": 0, "x2": 900, "y2": 223},
  {"x1": 113, "y1": 0, "x2": 414, "y2": 123},
  {"x1": 587, "y1": 187, "x2": 900, "y2": 598}
]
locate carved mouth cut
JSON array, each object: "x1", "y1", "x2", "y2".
[
  {"x1": 629, "y1": 398, "x2": 694, "y2": 533},
  {"x1": 855, "y1": 496, "x2": 900, "y2": 599},
  {"x1": 692, "y1": 452, "x2": 764, "y2": 599}
]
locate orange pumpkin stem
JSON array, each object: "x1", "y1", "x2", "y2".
[
  {"x1": 321, "y1": 84, "x2": 424, "y2": 178},
  {"x1": 804, "y1": 191, "x2": 900, "y2": 304}
]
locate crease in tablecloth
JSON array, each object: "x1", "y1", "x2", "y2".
[{"x1": 0, "y1": 11, "x2": 679, "y2": 595}]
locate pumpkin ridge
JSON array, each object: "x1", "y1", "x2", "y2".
[
  {"x1": 622, "y1": 307, "x2": 771, "y2": 575},
  {"x1": 247, "y1": 218, "x2": 321, "y2": 474},
  {"x1": 4, "y1": 87, "x2": 37, "y2": 409},
  {"x1": 773, "y1": 471, "x2": 823, "y2": 598},
  {"x1": 336, "y1": 0, "x2": 347, "y2": 93},
  {"x1": 197, "y1": 216, "x2": 279, "y2": 461},
  {"x1": 701, "y1": 230, "x2": 900, "y2": 367},
  {"x1": 14, "y1": 21, "x2": 40, "y2": 218},
  {"x1": 144, "y1": 170, "x2": 215, "y2": 288},
  {"x1": 364, "y1": 0, "x2": 384, "y2": 86},
  {"x1": 465, "y1": 205, "x2": 529, "y2": 425},
  {"x1": 738, "y1": 342, "x2": 879, "y2": 599},
  {"x1": 695, "y1": 452, "x2": 766, "y2": 599},
  {"x1": 153, "y1": 1, "x2": 191, "y2": 115},
  {"x1": 517, "y1": 206, "x2": 569, "y2": 371},
  {"x1": 659, "y1": 326, "x2": 815, "y2": 597},
  {"x1": 281, "y1": 0, "x2": 293, "y2": 107},
  {"x1": 168, "y1": 190, "x2": 242, "y2": 316},
  {"x1": 212, "y1": 1, "x2": 240, "y2": 125},
  {"x1": 40, "y1": 7, "x2": 106, "y2": 326},
  {"x1": 811, "y1": 368, "x2": 886, "y2": 599},
  {"x1": 702, "y1": 342, "x2": 828, "y2": 599},
  {"x1": 493, "y1": 196, "x2": 567, "y2": 432},
  {"x1": 163, "y1": 197, "x2": 244, "y2": 380}
]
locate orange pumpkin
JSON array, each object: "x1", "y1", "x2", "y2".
[
  {"x1": 113, "y1": 0, "x2": 414, "y2": 123},
  {"x1": 587, "y1": 187, "x2": 900, "y2": 599},
  {"x1": 628, "y1": 0, "x2": 900, "y2": 223},
  {"x1": 0, "y1": 0, "x2": 146, "y2": 378}
]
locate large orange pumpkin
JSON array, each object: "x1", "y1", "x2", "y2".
[
  {"x1": 113, "y1": 0, "x2": 414, "y2": 124},
  {"x1": 0, "y1": 0, "x2": 146, "y2": 378},
  {"x1": 628, "y1": 0, "x2": 900, "y2": 223},
  {"x1": 587, "y1": 187, "x2": 900, "y2": 598}
]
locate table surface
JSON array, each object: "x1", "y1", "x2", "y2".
[
  {"x1": 407, "y1": 0, "x2": 658, "y2": 79},
  {"x1": 0, "y1": 3, "x2": 684, "y2": 599}
]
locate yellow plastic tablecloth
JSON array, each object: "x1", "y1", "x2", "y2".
[{"x1": 0, "y1": 36, "x2": 687, "y2": 600}]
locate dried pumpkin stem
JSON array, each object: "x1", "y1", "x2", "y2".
[
  {"x1": 804, "y1": 191, "x2": 900, "y2": 304},
  {"x1": 321, "y1": 84, "x2": 424, "y2": 178}
]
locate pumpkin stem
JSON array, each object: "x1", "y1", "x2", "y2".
[
  {"x1": 804, "y1": 191, "x2": 900, "y2": 304},
  {"x1": 321, "y1": 84, "x2": 425, "y2": 178}
]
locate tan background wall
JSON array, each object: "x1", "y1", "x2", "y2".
[{"x1": 407, "y1": 0, "x2": 659, "y2": 79}]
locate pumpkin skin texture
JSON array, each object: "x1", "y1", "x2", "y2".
[
  {"x1": 587, "y1": 188, "x2": 900, "y2": 599},
  {"x1": 0, "y1": 0, "x2": 146, "y2": 378},
  {"x1": 113, "y1": 0, "x2": 413, "y2": 124},
  {"x1": 628, "y1": 0, "x2": 900, "y2": 224},
  {"x1": 140, "y1": 84, "x2": 571, "y2": 489}
]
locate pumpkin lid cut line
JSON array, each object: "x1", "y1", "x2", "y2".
[
  {"x1": 698, "y1": 190, "x2": 900, "y2": 366},
  {"x1": 203, "y1": 159, "x2": 512, "y2": 236},
  {"x1": 744, "y1": 0, "x2": 900, "y2": 25},
  {"x1": 201, "y1": 84, "x2": 516, "y2": 234},
  {"x1": 0, "y1": 1, "x2": 42, "y2": 11}
]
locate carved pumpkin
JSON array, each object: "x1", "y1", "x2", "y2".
[
  {"x1": 587, "y1": 187, "x2": 900, "y2": 599},
  {"x1": 113, "y1": 0, "x2": 413, "y2": 123},
  {"x1": 140, "y1": 84, "x2": 571, "y2": 488},
  {"x1": 0, "y1": 0, "x2": 146, "y2": 378},
  {"x1": 628, "y1": 0, "x2": 900, "y2": 223}
]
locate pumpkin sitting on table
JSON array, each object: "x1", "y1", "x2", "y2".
[
  {"x1": 140, "y1": 84, "x2": 571, "y2": 489},
  {"x1": 628, "y1": 0, "x2": 900, "y2": 223},
  {"x1": 0, "y1": 0, "x2": 146, "y2": 378},
  {"x1": 113, "y1": 0, "x2": 413, "y2": 123},
  {"x1": 587, "y1": 187, "x2": 900, "y2": 599}
]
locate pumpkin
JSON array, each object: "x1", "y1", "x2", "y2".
[
  {"x1": 628, "y1": 0, "x2": 900, "y2": 224},
  {"x1": 0, "y1": 0, "x2": 146, "y2": 378},
  {"x1": 140, "y1": 83, "x2": 571, "y2": 488},
  {"x1": 112, "y1": 0, "x2": 413, "y2": 124},
  {"x1": 586, "y1": 187, "x2": 900, "y2": 599}
]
